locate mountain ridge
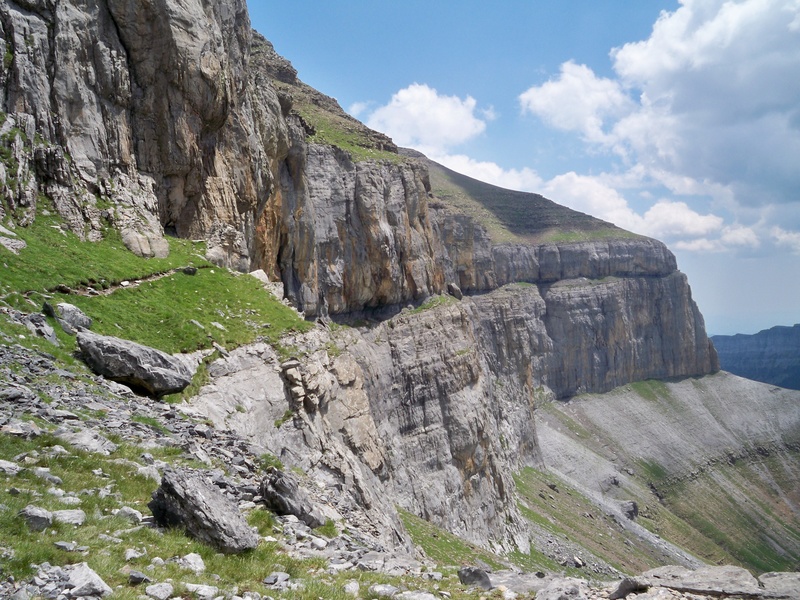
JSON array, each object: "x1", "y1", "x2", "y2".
[
  {"x1": 0, "y1": 1, "x2": 797, "y2": 597},
  {"x1": 711, "y1": 324, "x2": 800, "y2": 390}
]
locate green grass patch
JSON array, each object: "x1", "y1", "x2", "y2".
[
  {"x1": 302, "y1": 109, "x2": 403, "y2": 163},
  {"x1": 55, "y1": 268, "x2": 312, "y2": 354},
  {"x1": 397, "y1": 508, "x2": 506, "y2": 570},
  {"x1": 131, "y1": 414, "x2": 172, "y2": 435},
  {"x1": 514, "y1": 467, "x2": 664, "y2": 575},
  {"x1": 408, "y1": 294, "x2": 458, "y2": 315},
  {"x1": 628, "y1": 379, "x2": 670, "y2": 403},
  {"x1": 0, "y1": 211, "x2": 205, "y2": 305},
  {"x1": 314, "y1": 518, "x2": 338, "y2": 539}
]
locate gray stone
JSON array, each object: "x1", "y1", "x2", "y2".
[
  {"x1": 535, "y1": 577, "x2": 590, "y2": 600},
  {"x1": 19, "y1": 505, "x2": 52, "y2": 531},
  {"x1": 397, "y1": 593, "x2": 437, "y2": 600},
  {"x1": 644, "y1": 565, "x2": 761, "y2": 596},
  {"x1": 458, "y1": 566, "x2": 493, "y2": 590},
  {"x1": 55, "y1": 302, "x2": 93, "y2": 331},
  {"x1": 447, "y1": 282, "x2": 463, "y2": 300},
  {"x1": 177, "y1": 552, "x2": 206, "y2": 574},
  {"x1": 77, "y1": 331, "x2": 193, "y2": 397},
  {"x1": 145, "y1": 582, "x2": 174, "y2": 600},
  {"x1": 52, "y1": 509, "x2": 86, "y2": 526},
  {"x1": 263, "y1": 572, "x2": 290, "y2": 586},
  {"x1": 22, "y1": 313, "x2": 58, "y2": 346},
  {"x1": 260, "y1": 468, "x2": 326, "y2": 528},
  {"x1": 149, "y1": 468, "x2": 259, "y2": 553},
  {"x1": 369, "y1": 583, "x2": 400, "y2": 597},
  {"x1": 0, "y1": 459, "x2": 21, "y2": 475},
  {"x1": 184, "y1": 582, "x2": 219, "y2": 599},
  {"x1": 619, "y1": 500, "x2": 638, "y2": 520},
  {"x1": 117, "y1": 505, "x2": 144, "y2": 524},
  {"x1": 759, "y1": 571, "x2": 800, "y2": 598},
  {"x1": 343, "y1": 580, "x2": 360, "y2": 596},
  {"x1": 128, "y1": 570, "x2": 151, "y2": 585},
  {"x1": 55, "y1": 428, "x2": 118, "y2": 456},
  {"x1": 65, "y1": 562, "x2": 112, "y2": 597},
  {"x1": 608, "y1": 576, "x2": 649, "y2": 599}
]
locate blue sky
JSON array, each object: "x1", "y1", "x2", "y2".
[{"x1": 250, "y1": 1, "x2": 800, "y2": 335}]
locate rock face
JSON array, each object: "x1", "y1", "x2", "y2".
[
  {"x1": 1, "y1": 0, "x2": 722, "y2": 564},
  {"x1": 76, "y1": 331, "x2": 193, "y2": 397},
  {"x1": 711, "y1": 324, "x2": 800, "y2": 390}
]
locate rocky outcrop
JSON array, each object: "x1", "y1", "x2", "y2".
[
  {"x1": 1, "y1": 0, "x2": 722, "y2": 569},
  {"x1": 711, "y1": 324, "x2": 800, "y2": 390}
]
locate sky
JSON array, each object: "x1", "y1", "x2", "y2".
[{"x1": 249, "y1": 0, "x2": 800, "y2": 336}]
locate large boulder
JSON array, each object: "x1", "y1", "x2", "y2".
[
  {"x1": 76, "y1": 331, "x2": 192, "y2": 397},
  {"x1": 643, "y1": 565, "x2": 762, "y2": 597},
  {"x1": 457, "y1": 566, "x2": 492, "y2": 590},
  {"x1": 260, "y1": 467, "x2": 326, "y2": 528},
  {"x1": 148, "y1": 468, "x2": 259, "y2": 553}
]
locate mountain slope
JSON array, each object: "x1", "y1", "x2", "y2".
[{"x1": 1, "y1": 0, "x2": 797, "y2": 588}]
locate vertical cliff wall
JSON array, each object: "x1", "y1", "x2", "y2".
[{"x1": 1, "y1": 0, "x2": 720, "y2": 553}]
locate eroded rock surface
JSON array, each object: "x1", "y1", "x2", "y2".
[{"x1": 149, "y1": 467, "x2": 260, "y2": 554}]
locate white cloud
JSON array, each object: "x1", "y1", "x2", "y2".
[
  {"x1": 539, "y1": 172, "x2": 644, "y2": 232},
  {"x1": 519, "y1": 61, "x2": 633, "y2": 143},
  {"x1": 608, "y1": 0, "x2": 800, "y2": 206},
  {"x1": 434, "y1": 154, "x2": 543, "y2": 192},
  {"x1": 640, "y1": 200, "x2": 723, "y2": 239},
  {"x1": 348, "y1": 101, "x2": 370, "y2": 118},
  {"x1": 364, "y1": 83, "x2": 488, "y2": 155},
  {"x1": 772, "y1": 226, "x2": 800, "y2": 253},
  {"x1": 510, "y1": 0, "x2": 800, "y2": 254},
  {"x1": 720, "y1": 224, "x2": 760, "y2": 248}
]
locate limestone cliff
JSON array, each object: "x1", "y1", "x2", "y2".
[
  {"x1": 0, "y1": 0, "x2": 720, "y2": 555},
  {"x1": 711, "y1": 324, "x2": 800, "y2": 390}
]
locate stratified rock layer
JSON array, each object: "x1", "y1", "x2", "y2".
[{"x1": 711, "y1": 324, "x2": 800, "y2": 390}]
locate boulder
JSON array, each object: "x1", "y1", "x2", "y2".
[
  {"x1": 608, "y1": 576, "x2": 649, "y2": 599},
  {"x1": 22, "y1": 313, "x2": 58, "y2": 345},
  {"x1": 619, "y1": 500, "x2": 638, "y2": 520},
  {"x1": 77, "y1": 331, "x2": 193, "y2": 397},
  {"x1": 759, "y1": 571, "x2": 800, "y2": 598},
  {"x1": 56, "y1": 302, "x2": 92, "y2": 332},
  {"x1": 148, "y1": 468, "x2": 259, "y2": 553},
  {"x1": 52, "y1": 509, "x2": 86, "y2": 526},
  {"x1": 447, "y1": 282, "x2": 463, "y2": 300},
  {"x1": 55, "y1": 428, "x2": 118, "y2": 455},
  {"x1": 644, "y1": 565, "x2": 762, "y2": 596},
  {"x1": 64, "y1": 562, "x2": 112, "y2": 597},
  {"x1": 457, "y1": 566, "x2": 493, "y2": 590},
  {"x1": 535, "y1": 577, "x2": 590, "y2": 600},
  {"x1": 260, "y1": 467, "x2": 326, "y2": 528},
  {"x1": 19, "y1": 505, "x2": 52, "y2": 531}
]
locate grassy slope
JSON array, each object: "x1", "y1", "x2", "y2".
[
  {"x1": 537, "y1": 379, "x2": 800, "y2": 574},
  {"x1": 0, "y1": 209, "x2": 312, "y2": 355},
  {"x1": 424, "y1": 157, "x2": 640, "y2": 245}
]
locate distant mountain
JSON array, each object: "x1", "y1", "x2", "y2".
[{"x1": 711, "y1": 324, "x2": 800, "y2": 390}]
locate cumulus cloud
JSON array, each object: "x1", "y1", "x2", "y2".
[
  {"x1": 609, "y1": 0, "x2": 800, "y2": 206},
  {"x1": 435, "y1": 154, "x2": 543, "y2": 192},
  {"x1": 513, "y1": 0, "x2": 800, "y2": 252},
  {"x1": 352, "y1": 1, "x2": 798, "y2": 256},
  {"x1": 519, "y1": 61, "x2": 634, "y2": 143},
  {"x1": 364, "y1": 83, "x2": 488, "y2": 155},
  {"x1": 772, "y1": 226, "x2": 800, "y2": 254},
  {"x1": 348, "y1": 101, "x2": 370, "y2": 118}
]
